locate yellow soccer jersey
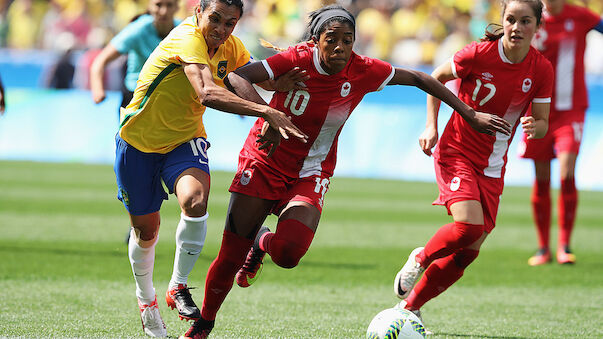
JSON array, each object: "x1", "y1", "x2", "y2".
[{"x1": 119, "y1": 15, "x2": 251, "y2": 154}]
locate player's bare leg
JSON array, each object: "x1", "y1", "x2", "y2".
[{"x1": 167, "y1": 169, "x2": 210, "y2": 321}]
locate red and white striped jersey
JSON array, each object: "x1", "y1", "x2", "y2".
[
  {"x1": 435, "y1": 39, "x2": 553, "y2": 178},
  {"x1": 238, "y1": 42, "x2": 394, "y2": 179},
  {"x1": 532, "y1": 4, "x2": 601, "y2": 112}
]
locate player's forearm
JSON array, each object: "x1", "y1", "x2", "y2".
[
  {"x1": 201, "y1": 84, "x2": 270, "y2": 119},
  {"x1": 532, "y1": 119, "x2": 548, "y2": 139},
  {"x1": 89, "y1": 58, "x2": 106, "y2": 94},
  {"x1": 414, "y1": 71, "x2": 476, "y2": 123},
  {"x1": 225, "y1": 72, "x2": 268, "y2": 105}
]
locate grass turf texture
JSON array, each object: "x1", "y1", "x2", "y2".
[{"x1": 0, "y1": 161, "x2": 601, "y2": 339}]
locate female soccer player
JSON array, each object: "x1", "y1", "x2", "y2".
[
  {"x1": 520, "y1": 0, "x2": 603, "y2": 266},
  {"x1": 393, "y1": 0, "x2": 553, "y2": 325},
  {"x1": 90, "y1": 0, "x2": 181, "y2": 112},
  {"x1": 179, "y1": 5, "x2": 512, "y2": 339},
  {"x1": 114, "y1": 0, "x2": 306, "y2": 336}
]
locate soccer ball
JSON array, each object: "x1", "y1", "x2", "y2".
[{"x1": 366, "y1": 307, "x2": 426, "y2": 339}]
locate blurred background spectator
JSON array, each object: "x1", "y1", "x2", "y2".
[{"x1": 0, "y1": 0, "x2": 601, "y2": 92}]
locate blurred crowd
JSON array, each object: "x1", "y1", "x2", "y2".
[{"x1": 0, "y1": 0, "x2": 601, "y2": 69}]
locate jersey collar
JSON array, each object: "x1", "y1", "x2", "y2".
[
  {"x1": 498, "y1": 39, "x2": 514, "y2": 64},
  {"x1": 312, "y1": 47, "x2": 330, "y2": 75}
]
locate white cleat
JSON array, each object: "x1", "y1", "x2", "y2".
[
  {"x1": 394, "y1": 247, "x2": 425, "y2": 299},
  {"x1": 138, "y1": 297, "x2": 167, "y2": 337},
  {"x1": 395, "y1": 300, "x2": 433, "y2": 335}
]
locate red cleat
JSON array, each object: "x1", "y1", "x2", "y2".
[
  {"x1": 235, "y1": 226, "x2": 269, "y2": 288},
  {"x1": 556, "y1": 246, "x2": 576, "y2": 264},
  {"x1": 528, "y1": 248, "x2": 551, "y2": 266},
  {"x1": 179, "y1": 318, "x2": 214, "y2": 339}
]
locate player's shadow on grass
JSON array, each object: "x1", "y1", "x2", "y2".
[
  {"x1": 0, "y1": 244, "x2": 125, "y2": 257},
  {"x1": 435, "y1": 333, "x2": 533, "y2": 339}
]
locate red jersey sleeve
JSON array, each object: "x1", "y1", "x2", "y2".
[
  {"x1": 362, "y1": 57, "x2": 395, "y2": 92},
  {"x1": 451, "y1": 41, "x2": 478, "y2": 79},
  {"x1": 533, "y1": 55, "x2": 554, "y2": 102},
  {"x1": 261, "y1": 46, "x2": 299, "y2": 80},
  {"x1": 577, "y1": 6, "x2": 602, "y2": 32}
]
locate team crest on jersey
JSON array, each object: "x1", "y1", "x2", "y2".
[
  {"x1": 240, "y1": 169, "x2": 252, "y2": 185},
  {"x1": 340, "y1": 82, "x2": 351, "y2": 97},
  {"x1": 564, "y1": 19, "x2": 574, "y2": 32},
  {"x1": 450, "y1": 177, "x2": 461, "y2": 192},
  {"x1": 217, "y1": 60, "x2": 228, "y2": 79},
  {"x1": 522, "y1": 78, "x2": 532, "y2": 93}
]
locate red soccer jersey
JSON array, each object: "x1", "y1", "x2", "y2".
[
  {"x1": 435, "y1": 39, "x2": 554, "y2": 178},
  {"x1": 239, "y1": 42, "x2": 395, "y2": 178},
  {"x1": 532, "y1": 4, "x2": 601, "y2": 112}
]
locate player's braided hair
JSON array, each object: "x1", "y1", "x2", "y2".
[{"x1": 481, "y1": 0, "x2": 543, "y2": 41}]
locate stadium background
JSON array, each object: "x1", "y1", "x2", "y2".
[
  {"x1": 0, "y1": 1, "x2": 602, "y2": 338},
  {"x1": 0, "y1": 0, "x2": 602, "y2": 190}
]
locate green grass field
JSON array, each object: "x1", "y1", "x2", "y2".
[{"x1": 0, "y1": 161, "x2": 601, "y2": 338}]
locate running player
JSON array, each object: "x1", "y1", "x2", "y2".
[
  {"x1": 393, "y1": 0, "x2": 553, "y2": 326},
  {"x1": 520, "y1": 0, "x2": 603, "y2": 266},
  {"x1": 115, "y1": 0, "x2": 306, "y2": 337},
  {"x1": 179, "y1": 5, "x2": 512, "y2": 339}
]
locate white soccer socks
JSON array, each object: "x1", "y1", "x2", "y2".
[
  {"x1": 169, "y1": 213, "x2": 208, "y2": 288},
  {"x1": 128, "y1": 229, "x2": 158, "y2": 304}
]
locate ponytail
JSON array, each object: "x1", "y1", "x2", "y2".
[{"x1": 481, "y1": 24, "x2": 504, "y2": 42}]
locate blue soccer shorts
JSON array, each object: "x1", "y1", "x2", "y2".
[{"x1": 114, "y1": 134, "x2": 210, "y2": 215}]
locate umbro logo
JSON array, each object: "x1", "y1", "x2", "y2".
[{"x1": 481, "y1": 72, "x2": 494, "y2": 81}]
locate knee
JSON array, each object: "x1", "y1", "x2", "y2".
[
  {"x1": 180, "y1": 194, "x2": 208, "y2": 217},
  {"x1": 453, "y1": 222, "x2": 484, "y2": 246},
  {"x1": 270, "y1": 239, "x2": 308, "y2": 269},
  {"x1": 453, "y1": 249, "x2": 479, "y2": 269},
  {"x1": 132, "y1": 223, "x2": 159, "y2": 243}
]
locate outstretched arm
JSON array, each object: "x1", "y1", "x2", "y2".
[
  {"x1": 184, "y1": 62, "x2": 307, "y2": 143},
  {"x1": 388, "y1": 64, "x2": 511, "y2": 155},
  {"x1": 90, "y1": 44, "x2": 122, "y2": 104}
]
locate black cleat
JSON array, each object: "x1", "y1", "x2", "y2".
[{"x1": 166, "y1": 284, "x2": 201, "y2": 321}]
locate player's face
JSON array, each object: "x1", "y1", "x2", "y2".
[
  {"x1": 197, "y1": 1, "x2": 241, "y2": 51},
  {"x1": 502, "y1": 1, "x2": 540, "y2": 50},
  {"x1": 316, "y1": 22, "x2": 354, "y2": 75},
  {"x1": 148, "y1": 0, "x2": 179, "y2": 25}
]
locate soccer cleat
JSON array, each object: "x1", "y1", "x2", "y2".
[
  {"x1": 527, "y1": 248, "x2": 552, "y2": 266},
  {"x1": 179, "y1": 318, "x2": 215, "y2": 339},
  {"x1": 556, "y1": 246, "x2": 576, "y2": 264},
  {"x1": 394, "y1": 247, "x2": 426, "y2": 299},
  {"x1": 166, "y1": 284, "x2": 201, "y2": 321},
  {"x1": 395, "y1": 300, "x2": 433, "y2": 335},
  {"x1": 236, "y1": 226, "x2": 270, "y2": 288},
  {"x1": 138, "y1": 296, "x2": 167, "y2": 337}
]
